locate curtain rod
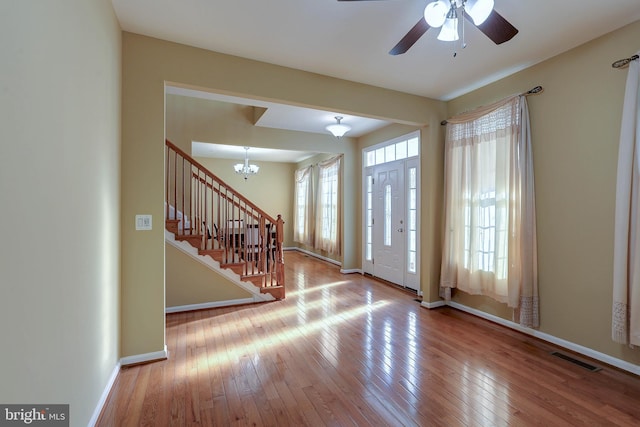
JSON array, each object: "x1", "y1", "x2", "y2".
[
  {"x1": 440, "y1": 86, "x2": 543, "y2": 126},
  {"x1": 612, "y1": 54, "x2": 639, "y2": 69}
]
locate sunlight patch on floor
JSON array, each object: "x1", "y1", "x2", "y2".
[
  {"x1": 190, "y1": 300, "x2": 390, "y2": 372},
  {"x1": 253, "y1": 299, "x2": 326, "y2": 323},
  {"x1": 285, "y1": 280, "x2": 350, "y2": 297}
]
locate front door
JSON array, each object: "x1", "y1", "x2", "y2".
[{"x1": 372, "y1": 162, "x2": 405, "y2": 285}]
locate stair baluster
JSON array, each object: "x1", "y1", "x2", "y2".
[{"x1": 165, "y1": 139, "x2": 285, "y2": 300}]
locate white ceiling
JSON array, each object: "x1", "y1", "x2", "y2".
[
  {"x1": 112, "y1": 0, "x2": 640, "y2": 99},
  {"x1": 114, "y1": 0, "x2": 640, "y2": 142}
]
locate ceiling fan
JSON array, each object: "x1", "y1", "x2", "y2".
[{"x1": 338, "y1": 0, "x2": 518, "y2": 55}]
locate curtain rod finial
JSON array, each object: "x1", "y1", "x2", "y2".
[
  {"x1": 612, "y1": 54, "x2": 639, "y2": 69},
  {"x1": 528, "y1": 86, "x2": 543, "y2": 95}
]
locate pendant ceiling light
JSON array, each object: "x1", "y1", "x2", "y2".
[
  {"x1": 326, "y1": 116, "x2": 351, "y2": 139},
  {"x1": 233, "y1": 147, "x2": 259, "y2": 180}
]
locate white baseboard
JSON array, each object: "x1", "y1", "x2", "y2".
[
  {"x1": 291, "y1": 247, "x2": 342, "y2": 266},
  {"x1": 120, "y1": 345, "x2": 168, "y2": 366},
  {"x1": 424, "y1": 300, "x2": 640, "y2": 376},
  {"x1": 290, "y1": 247, "x2": 361, "y2": 274},
  {"x1": 286, "y1": 247, "x2": 362, "y2": 274},
  {"x1": 284, "y1": 247, "x2": 361, "y2": 273},
  {"x1": 340, "y1": 268, "x2": 362, "y2": 274},
  {"x1": 166, "y1": 298, "x2": 256, "y2": 313},
  {"x1": 88, "y1": 361, "x2": 121, "y2": 426},
  {"x1": 420, "y1": 300, "x2": 446, "y2": 309}
]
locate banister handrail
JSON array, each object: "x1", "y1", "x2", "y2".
[
  {"x1": 166, "y1": 139, "x2": 277, "y2": 224},
  {"x1": 165, "y1": 138, "x2": 285, "y2": 298}
]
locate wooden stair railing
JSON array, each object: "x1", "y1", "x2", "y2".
[{"x1": 165, "y1": 139, "x2": 285, "y2": 300}]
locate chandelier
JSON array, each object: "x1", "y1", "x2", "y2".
[
  {"x1": 424, "y1": 0, "x2": 494, "y2": 42},
  {"x1": 233, "y1": 147, "x2": 259, "y2": 180},
  {"x1": 326, "y1": 116, "x2": 351, "y2": 139}
]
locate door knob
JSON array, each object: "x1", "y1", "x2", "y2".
[{"x1": 397, "y1": 228, "x2": 403, "y2": 232}]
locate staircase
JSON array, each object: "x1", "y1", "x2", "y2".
[{"x1": 165, "y1": 139, "x2": 285, "y2": 300}]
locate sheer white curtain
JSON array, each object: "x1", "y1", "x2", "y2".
[
  {"x1": 293, "y1": 165, "x2": 313, "y2": 246},
  {"x1": 612, "y1": 52, "x2": 640, "y2": 346},
  {"x1": 440, "y1": 94, "x2": 539, "y2": 327},
  {"x1": 315, "y1": 156, "x2": 341, "y2": 255}
]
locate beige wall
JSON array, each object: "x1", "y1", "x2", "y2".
[
  {"x1": 122, "y1": 32, "x2": 440, "y2": 357},
  {"x1": 0, "y1": 1, "x2": 122, "y2": 425},
  {"x1": 195, "y1": 157, "x2": 296, "y2": 246},
  {"x1": 166, "y1": 244, "x2": 252, "y2": 307},
  {"x1": 446, "y1": 20, "x2": 640, "y2": 365}
]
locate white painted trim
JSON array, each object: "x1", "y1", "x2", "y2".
[
  {"x1": 421, "y1": 300, "x2": 446, "y2": 309},
  {"x1": 165, "y1": 230, "x2": 274, "y2": 302},
  {"x1": 120, "y1": 345, "x2": 169, "y2": 366},
  {"x1": 440, "y1": 301, "x2": 640, "y2": 376},
  {"x1": 87, "y1": 362, "x2": 121, "y2": 427},
  {"x1": 285, "y1": 247, "x2": 361, "y2": 275},
  {"x1": 288, "y1": 246, "x2": 358, "y2": 274},
  {"x1": 361, "y1": 131, "x2": 422, "y2": 289},
  {"x1": 166, "y1": 298, "x2": 256, "y2": 313},
  {"x1": 291, "y1": 247, "x2": 342, "y2": 266}
]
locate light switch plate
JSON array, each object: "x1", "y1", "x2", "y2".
[{"x1": 135, "y1": 214, "x2": 152, "y2": 231}]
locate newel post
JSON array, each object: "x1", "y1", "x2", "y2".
[{"x1": 276, "y1": 214, "x2": 285, "y2": 287}]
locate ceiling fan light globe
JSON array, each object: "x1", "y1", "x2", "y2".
[
  {"x1": 465, "y1": 0, "x2": 494, "y2": 25},
  {"x1": 424, "y1": 1, "x2": 448, "y2": 28},
  {"x1": 437, "y1": 17, "x2": 459, "y2": 41}
]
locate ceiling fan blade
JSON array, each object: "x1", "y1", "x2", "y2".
[
  {"x1": 389, "y1": 18, "x2": 430, "y2": 55},
  {"x1": 469, "y1": 9, "x2": 518, "y2": 45}
]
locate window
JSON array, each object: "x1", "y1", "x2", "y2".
[
  {"x1": 315, "y1": 156, "x2": 341, "y2": 254},
  {"x1": 384, "y1": 184, "x2": 392, "y2": 246},
  {"x1": 293, "y1": 165, "x2": 313, "y2": 246},
  {"x1": 407, "y1": 167, "x2": 417, "y2": 273},
  {"x1": 364, "y1": 132, "x2": 419, "y2": 167},
  {"x1": 365, "y1": 175, "x2": 373, "y2": 261},
  {"x1": 440, "y1": 95, "x2": 538, "y2": 328}
]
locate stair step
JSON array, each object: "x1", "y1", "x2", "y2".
[
  {"x1": 260, "y1": 285, "x2": 285, "y2": 300},
  {"x1": 241, "y1": 274, "x2": 266, "y2": 287},
  {"x1": 175, "y1": 234, "x2": 203, "y2": 249},
  {"x1": 220, "y1": 262, "x2": 244, "y2": 275},
  {"x1": 199, "y1": 249, "x2": 224, "y2": 262},
  {"x1": 165, "y1": 219, "x2": 180, "y2": 234}
]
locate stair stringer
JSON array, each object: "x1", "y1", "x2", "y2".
[{"x1": 165, "y1": 229, "x2": 275, "y2": 303}]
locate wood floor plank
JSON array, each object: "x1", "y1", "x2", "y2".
[
  {"x1": 97, "y1": 365, "x2": 138, "y2": 426},
  {"x1": 98, "y1": 252, "x2": 640, "y2": 426},
  {"x1": 120, "y1": 363, "x2": 150, "y2": 427}
]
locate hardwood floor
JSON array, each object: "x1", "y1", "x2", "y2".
[{"x1": 98, "y1": 251, "x2": 640, "y2": 426}]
